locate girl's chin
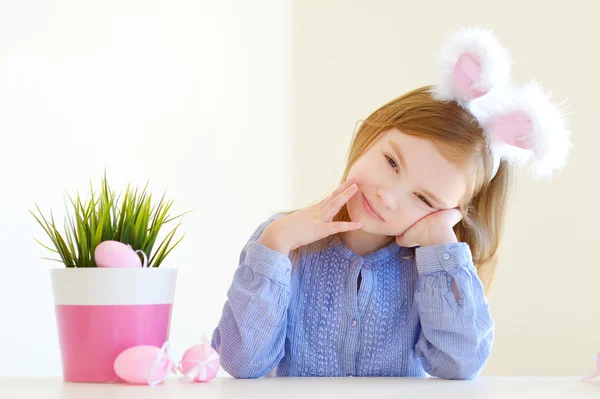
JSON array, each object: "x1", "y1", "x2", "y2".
[
  {"x1": 354, "y1": 219, "x2": 389, "y2": 235},
  {"x1": 358, "y1": 220, "x2": 400, "y2": 237},
  {"x1": 348, "y1": 205, "x2": 391, "y2": 234}
]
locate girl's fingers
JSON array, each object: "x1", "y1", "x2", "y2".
[
  {"x1": 447, "y1": 208, "x2": 463, "y2": 227},
  {"x1": 321, "y1": 184, "x2": 358, "y2": 221},
  {"x1": 320, "y1": 178, "x2": 357, "y2": 209}
]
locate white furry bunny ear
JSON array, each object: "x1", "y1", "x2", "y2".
[
  {"x1": 482, "y1": 81, "x2": 573, "y2": 180},
  {"x1": 431, "y1": 26, "x2": 512, "y2": 105}
]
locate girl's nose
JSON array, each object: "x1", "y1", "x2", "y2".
[{"x1": 376, "y1": 188, "x2": 397, "y2": 211}]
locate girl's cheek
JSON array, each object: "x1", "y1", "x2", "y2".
[
  {"x1": 347, "y1": 169, "x2": 367, "y2": 186},
  {"x1": 345, "y1": 165, "x2": 360, "y2": 181},
  {"x1": 390, "y1": 207, "x2": 427, "y2": 231},
  {"x1": 348, "y1": 158, "x2": 383, "y2": 187}
]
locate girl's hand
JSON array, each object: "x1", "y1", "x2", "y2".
[
  {"x1": 259, "y1": 178, "x2": 362, "y2": 255},
  {"x1": 395, "y1": 208, "x2": 462, "y2": 248}
]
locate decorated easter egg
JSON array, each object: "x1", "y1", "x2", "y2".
[
  {"x1": 114, "y1": 344, "x2": 173, "y2": 385},
  {"x1": 94, "y1": 240, "x2": 143, "y2": 268},
  {"x1": 179, "y1": 337, "x2": 220, "y2": 382}
]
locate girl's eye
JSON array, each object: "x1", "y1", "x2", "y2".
[
  {"x1": 384, "y1": 153, "x2": 433, "y2": 208},
  {"x1": 385, "y1": 155, "x2": 398, "y2": 171},
  {"x1": 416, "y1": 194, "x2": 433, "y2": 208}
]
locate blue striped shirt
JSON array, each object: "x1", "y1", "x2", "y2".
[{"x1": 211, "y1": 213, "x2": 494, "y2": 379}]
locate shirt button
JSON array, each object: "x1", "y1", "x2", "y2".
[
  {"x1": 364, "y1": 264, "x2": 370, "y2": 270},
  {"x1": 351, "y1": 319, "x2": 357, "y2": 327},
  {"x1": 442, "y1": 253, "x2": 450, "y2": 261}
]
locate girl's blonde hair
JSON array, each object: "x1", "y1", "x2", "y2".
[{"x1": 292, "y1": 85, "x2": 516, "y2": 294}]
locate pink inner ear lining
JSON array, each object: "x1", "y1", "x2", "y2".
[
  {"x1": 485, "y1": 111, "x2": 534, "y2": 150},
  {"x1": 451, "y1": 52, "x2": 489, "y2": 101}
]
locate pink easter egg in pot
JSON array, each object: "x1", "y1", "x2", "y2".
[
  {"x1": 114, "y1": 344, "x2": 174, "y2": 385},
  {"x1": 179, "y1": 337, "x2": 220, "y2": 382},
  {"x1": 94, "y1": 240, "x2": 144, "y2": 268}
]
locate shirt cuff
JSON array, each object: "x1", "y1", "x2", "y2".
[
  {"x1": 245, "y1": 241, "x2": 293, "y2": 285},
  {"x1": 415, "y1": 242, "x2": 472, "y2": 275}
]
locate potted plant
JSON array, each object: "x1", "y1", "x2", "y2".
[{"x1": 31, "y1": 173, "x2": 189, "y2": 383}]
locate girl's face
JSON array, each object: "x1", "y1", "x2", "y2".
[{"x1": 346, "y1": 128, "x2": 472, "y2": 237}]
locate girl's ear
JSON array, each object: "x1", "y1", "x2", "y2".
[{"x1": 431, "y1": 26, "x2": 512, "y2": 105}]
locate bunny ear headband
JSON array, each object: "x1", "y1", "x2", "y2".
[{"x1": 430, "y1": 26, "x2": 572, "y2": 181}]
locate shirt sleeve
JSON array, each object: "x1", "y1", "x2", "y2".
[
  {"x1": 210, "y1": 214, "x2": 293, "y2": 378},
  {"x1": 413, "y1": 242, "x2": 494, "y2": 380}
]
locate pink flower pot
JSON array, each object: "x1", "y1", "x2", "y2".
[{"x1": 49, "y1": 268, "x2": 178, "y2": 383}]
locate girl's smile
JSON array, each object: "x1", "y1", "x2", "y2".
[{"x1": 361, "y1": 192, "x2": 385, "y2": 222}]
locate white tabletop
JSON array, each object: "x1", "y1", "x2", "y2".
[{"x1": 1, "y1": 376, "x2": 598, "y2": 398}]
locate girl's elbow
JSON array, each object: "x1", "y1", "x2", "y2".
[
  {"x1": 427, "y1": 346, "x2": 491, "y2": 380},
  {"x1": 218, "y1": 352, "x2": 278, "y2": 379},
  {"x1": 430, "y1": 362, "x2": 485, "y2": 380},
  {"x1": 220, "y1": 361, "x2": 267, "y2": 379},
  {"x1": 226, "y1": 369, "x2": 264, "y2": 379},
  {"x1": 447, "y1": 365, "x2": 483, "y2": 380}
]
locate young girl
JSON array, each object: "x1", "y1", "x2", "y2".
[{"x1": 210, "y1": 27, "x2": 572, "y2": 380}]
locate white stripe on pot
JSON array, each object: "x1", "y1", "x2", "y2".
[{"x1": 50, "y1": 268, "x2": 178, "y2": 305}]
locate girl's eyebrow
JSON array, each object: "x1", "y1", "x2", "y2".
[{"x1": 388, "y1": 141, "x2": 450, "y2": 209}]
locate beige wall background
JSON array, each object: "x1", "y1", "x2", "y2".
[
  {"x1": 2, "y1": 0, "x2": 598, "y2": 379},
  {"x1": 293, "y1": 0, "x2": 600, "y2": 376}
]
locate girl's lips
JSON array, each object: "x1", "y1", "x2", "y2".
[{"x1": 362, "y1": 193, "x2": 385, "y2": 221}]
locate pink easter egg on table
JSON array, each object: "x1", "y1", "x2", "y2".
[
  {"x1": 179, "y1": 337, "x2": 220, "y2": 382},
  {"x1": 114, "y1": 344, "x2": 173, "y2": 385},
  {"x1": 94, "y1": 240, "x2": 144, "y2": 268}
]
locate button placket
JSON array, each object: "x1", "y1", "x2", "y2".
[
  {"x1": 344, "y1": 258, "x2": 361, "y2": 332},
  {"x1": 342, "y1": 257, "x2": 362, "y2": 377},
  {"x1": 363, "y1": 263, "x2": 377, "y2": 272}
]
